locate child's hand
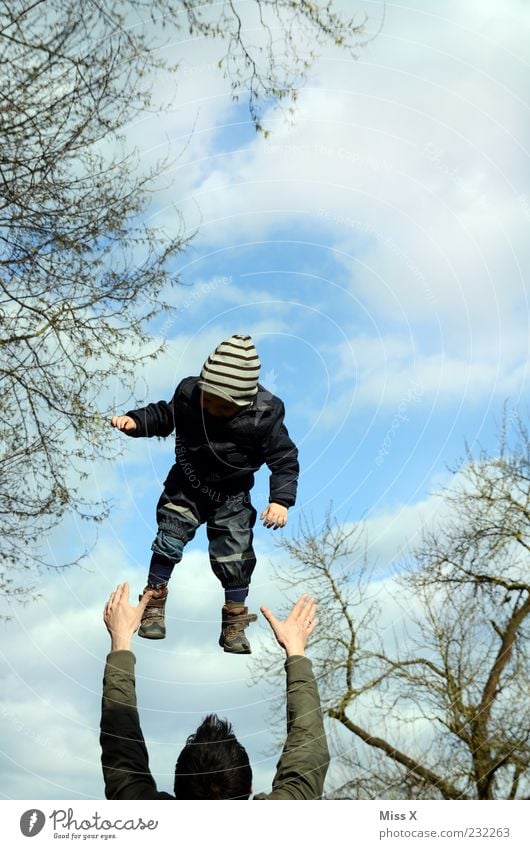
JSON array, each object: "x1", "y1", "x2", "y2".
[
  {"x1": 260, "y1": 594, "x2": 317, "y2": 657},
  {"x1": 111, "y1": 415, "x2": 137, "y2": 433},
  {"x1": 260, "y1": 503, "x2": 288, "y2": 529}
]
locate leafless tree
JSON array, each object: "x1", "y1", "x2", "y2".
[
  {"x1": 254, "y1": 418, "x2": 530, "y2": 799},
  {"x1": 0, "y1": 0, "x2": 366, "y2": 598}
]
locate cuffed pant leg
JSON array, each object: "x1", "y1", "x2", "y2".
[
  {"x1": 207, "y1": 494, "x2": 257, "y2": 590},
  {"x1": 148, "y1": 500, "x2": 200, "y2": 585}
]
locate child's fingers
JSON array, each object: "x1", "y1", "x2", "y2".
[
  {"x1": 111, "y1": 416, "x2": 134, "y2": 432},
  {"x1": 263, "y1": 517, "x2": 282, "y2": 529}
]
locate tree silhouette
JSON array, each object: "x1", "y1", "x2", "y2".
[{"x1": 254, "y1": 419, "x2": 530, "y2": 799}]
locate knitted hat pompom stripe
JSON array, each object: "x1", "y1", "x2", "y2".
[{"x1": 198, "y1": 335, "x2": 260, "y2": 407}]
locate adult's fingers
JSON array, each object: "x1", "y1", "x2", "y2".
[
  {"x1": 302, "y1": 599, "x2": 317, "y2": 623},
  {"x1": 112, "y1": 582, "x2": 126, "y2": 605},
  {"x1": 260, "y1": 605, "x2": 280, "y2": 631},
  {"x1": 103, "y1": 591, "x2": 117, "y2": 622},
  {"x1": 306, "y1": 616, "x2": 318, "y2": 637},
  {"x1": 138, "y1": 588, "x2": 154, "y2": 610},
  {"x1": 290, "y1": 593, "x2": 310, "y2": 619},
  {"x1": 105, "y1": 588, "x2": 119, "y2": 609},
  {"x1": 107, "y1": 582, "x2": 127, "y2": 607}
]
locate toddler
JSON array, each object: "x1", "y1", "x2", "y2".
[{"x1": 111, "y1": 335, "x2": 299, "y2": 653}]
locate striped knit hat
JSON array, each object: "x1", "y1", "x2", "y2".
[{"x1": 198, "y1": 335, "x2": 260, "y2": 407}]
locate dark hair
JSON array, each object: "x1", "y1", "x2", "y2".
[{"x1": 174, "y1": 714, "x2": 252, "y2": 799}]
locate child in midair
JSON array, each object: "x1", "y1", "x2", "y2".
[{"x1": 111, "y1": 334, "x2": 299, "y2": 654}]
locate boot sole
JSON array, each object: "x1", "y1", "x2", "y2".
[
  {"x1": 138, "y1": 628, "x2": 166, "y2": 640},
  {"x1": 221, "y1": 644, "x2": 251, "y2": 654},
  {"x1": 219, "y1": 636, "x2": 251, "y2": 654}
]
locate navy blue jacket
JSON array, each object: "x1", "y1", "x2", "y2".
[{"x1": 126, "y1": 377, "x2": 299, "y2": 507}]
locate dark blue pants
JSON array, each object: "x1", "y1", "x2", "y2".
[{"x1": 149, "y1": 480, "x2": 257, "y2": 590}]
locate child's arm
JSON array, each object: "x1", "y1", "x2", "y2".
[
  {"x1": 110, "y1": 397, "x2": 176, "y2": 438},
  {"x1": 261, "y1": 400, "x2": 299, "y2": 527}
]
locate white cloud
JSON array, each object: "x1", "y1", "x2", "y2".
[
  {"x1": 157, "y1": 0, "x2": 529, "y2": 406},
  {"x1": 300, "y1": 328, "x2": 529, "y2": 436}
]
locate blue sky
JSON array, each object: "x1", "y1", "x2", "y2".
[{"x1": 1, "y1": 0, "x2": 529, "y2": 800}]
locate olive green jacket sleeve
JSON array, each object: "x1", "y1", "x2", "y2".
[
  {"x1": 100, "y1": 650, "x2": 173, "y2": 799},
  {"x1": 253, "y1": 656, "x2": 330, "y2": 800}
]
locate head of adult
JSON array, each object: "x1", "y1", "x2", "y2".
[{"x1": 173, "y1": 714, "x2": 252, "y2": 799}]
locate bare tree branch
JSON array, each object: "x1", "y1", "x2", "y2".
[
  {"x1": 253, "y1": 415, "x2": 530, "y2": 799},
  {"x1": 0, "y1": 0, "x2": 367, "y2": 597}
]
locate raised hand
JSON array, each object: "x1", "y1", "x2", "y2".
[
  {"x1": 103, "y1": 582, "x2": 152, "y2": 651},
  {"x1": 260, "y1": 593, "x2": 317, "y2": 657}
]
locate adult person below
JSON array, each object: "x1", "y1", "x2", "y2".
[{"x1": 100, "y1": 583, "x2": 329, "y2": 799}]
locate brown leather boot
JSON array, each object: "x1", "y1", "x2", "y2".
[
  {"x1": 138, "y1": 583, "x2": 168, "y2": 639},
  {"x1": 219, "y1": 602, "x2": 258, "y2": 654}
]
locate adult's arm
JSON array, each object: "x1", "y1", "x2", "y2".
[
  {"x1": 100, "y1": 650, "x2": 172, "y2": 800},
  {"x1": 254, "y1": 656, "x2": 329, "y2": 800},
  {"x1": 253, "y1": 597, "x2": 329, "y2": 800}
]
